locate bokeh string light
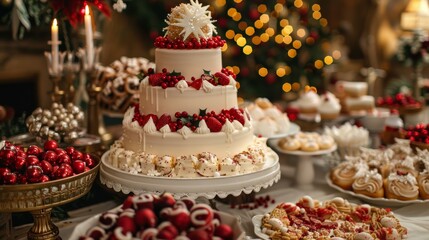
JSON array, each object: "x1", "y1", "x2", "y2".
[{"x1": 215, "y1": 0, "x2": 340, "y2": 99}]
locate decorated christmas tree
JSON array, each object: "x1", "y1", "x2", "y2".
[{"x1": 214, "y1": 0, "x2": 337, "y2": 100}]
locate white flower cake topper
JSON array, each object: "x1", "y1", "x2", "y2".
[{"x1": 164, "y1": 0, "x2": 217, "y2": 41}]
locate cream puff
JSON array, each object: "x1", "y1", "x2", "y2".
[
  {"x1": 352, "y1": 169, "x2": 384, "y2": 198},
  {"x1": 331, "y1": 161, "x2": 367, "y2": 190},
  {"x1": 384, "y1": 172, "x2": 419, "y2": 201},
  {"x1": 417, "y1": 171, "x2": 429, "y2": 199}
]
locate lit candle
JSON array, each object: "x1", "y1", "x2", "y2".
[
  {"x1": 51, "y1": 18, "x2": 59, "y2": 74},
  {"x1": 84, "y1": 5, "x2": 94, "y2": 68}
]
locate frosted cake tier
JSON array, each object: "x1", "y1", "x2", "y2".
[
  {"x1": 155, "y1": 48, "x2": 222, "y2": 80},
  {"x1": 122, "y1": 124, "x2": 254, "y2": 158},
  {"x1": 139, "y1": 85, "x2": 238, "y2": 116}
]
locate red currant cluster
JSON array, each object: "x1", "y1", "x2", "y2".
[
  {"x1": 154, "y1": 36, "x2": 226, "y2": 49},
  {"x1": 148, "y1": 68, "x2": 186, "y2": 89},
  {"x1": 230, "y1": 194, "x2": 275, "y2": 210},
  {"x1": 0, "y1": 140, "x2": 97, "y2": 185},
  {"x1": 131, "y1": 106, "x2": 246, "y2": 133},
  {"x1": 376, "y1": 93, "x2": 421, "y2": 108},
  {"x1": 79, "y1": 193, "x2": 234, "y2": 240},
  {"x1": 404, "y1": 123, "x2": 429, "y2": 144}
]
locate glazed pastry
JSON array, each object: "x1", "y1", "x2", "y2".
[
  {"x1": 417, "y1": 171, "x2": 429, "y2": 199},
  {"x1": 384, "y1": 172, "x2": 419, "y2": 200},
  {"x1": 278, "y1": 137, "x2": 301, "y2": 151},
  {"x1": 301, "y1": 140, "x2": 320, "y2": 152},
  {"x1": 331, "y1": 161, "x2": 368, "y2": 190},
  {"x1": 352, "y1": 169, "x2": 384, "y2": 198},
  {"x1": 317, "y1": 135, "x2": 335, "y2": 150}
]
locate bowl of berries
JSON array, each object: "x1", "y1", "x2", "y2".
[
  {"x1": 376, "y1": 93, "x2": 423, "y2": 115},
  {"x1": 72, "y1": 193, "x2": 245, "y2": 240},
  {"x1": 0, "y1": 139, "x2": 100, "y2": 240},
  {"x1": 402, "y1": 123, "x2": 429, "y2": 151}
]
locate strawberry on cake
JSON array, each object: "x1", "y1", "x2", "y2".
[{"x1": 108, "y1": 0, "x2": 273, "y2": 178}]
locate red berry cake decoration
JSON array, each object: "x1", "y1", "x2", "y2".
[
  {"x1": 0, "y1": 140, "x2": 98, "y2": 185},
  {"x1": 79, "y1": 193, "x2": 236, "y2": 240},
  {"x1": 131, "y1": 106, "x2": 247, "y2": 134},
  {"x1": 145, "y1": 68, "x2": 236, "y2": 89}
]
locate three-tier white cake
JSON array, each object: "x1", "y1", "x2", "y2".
[{"x1": 108, "y1": 0, "x2": 271, "y2": 178}]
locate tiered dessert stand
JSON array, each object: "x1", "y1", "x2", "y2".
[
  {"x1": 99, "y1": 149, "x2": 280, "y2": 200},
  {"x1": 0, "y1": 159, "x2": 100, "y2": 240}
]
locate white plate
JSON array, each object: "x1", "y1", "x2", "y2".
[
  {"x1": 100, "y1": 149, "x2": 281, "y2": 199},
  {"x1": 69, "y1": 207, "x2": 246, "y2": 240},
  {"x1": 268, "y1": 138, "x2": 337, "y2": 156},
  {"x1": 264, "y1": 122, "x2": 301, "y2": 139},
  {"x1": 252, "y1": 215, "x2": 269, "y2": 239},
  {"x1": 325, "y1": 174, "x2": 429, "y2": 207}
]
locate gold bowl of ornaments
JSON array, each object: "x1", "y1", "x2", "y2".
[
  {"x1": 25, "y1": 102, "x2": 85, "y2": 145},
  {"x1": 0, "y1": 140, "x2": 100, "y2": 240}
]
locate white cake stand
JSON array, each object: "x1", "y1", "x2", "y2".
[
  {"x1": 269, "y1": 138, "x2": 337, "y2": 186},
  {"x1": 99, "y1": 149, "x2": 280, "y2": 199}
]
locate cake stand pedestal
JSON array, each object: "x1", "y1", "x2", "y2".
[
  {"x1": 99, "y1": 149, "x2": 280, "y2": 200},
  {"x1": 0, "y1": 159, "x2": 100, "y2": 240}
]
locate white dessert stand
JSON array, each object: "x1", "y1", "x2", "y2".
[
  {"x1": 264, "y1": 122, "x2": 300, "y2": 139},
  {"x1": 99, "y1": 149, "x2": 280, "y2": 200},
  {"x1": 268, "y1": 138, "x2": 337, "y2": 186}
]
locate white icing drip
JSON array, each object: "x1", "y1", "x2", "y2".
[
  {"x1": 143, "y1": 118, "x2": 157, "y2": 134},
  {"x1": 196, "y1": 120, "x2": 210, "y2": 134},
  {"x1": 156, "y1": 88, "x2": 159, "y2": 112},
  {"x1": 244, "y1": 108, "x2": 252, "y2": 128},
  {"x1": 177, "y1": 126, "x2": 192, "y2": 139},
  {"x1": 222, "y1": 120, "x2": 235, "y2": 143},
  {"x1": 202, "y1": 80, "x2": 215, "y2": 92},
  {"x1": 145, "y1": 84, "x2": 149, "y2": 101},
  {"x1": 164, "y1": 88, "x2": 168, "y2": 99},
  {"x1": 123, "y1": 107, "x2": 134, "y2": 126},
  {"x1": 176, "y1": 80, "x2": 188, "y2": 93},
  {"x1": 159, "y1": 124, "x2": 171, "y2": 138},
  {"x1": 150, "y1": 86, "x2": 154, "y2": 104},
  {"x1": 232, "y1": 120, "x2": 244, "y2": 130}
]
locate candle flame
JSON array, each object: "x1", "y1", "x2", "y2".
[
  {"x1": 85, "y1": 5, "x2": 90, "y2": 15},
  {"x1": 52, "y1": 18, "x2": 57, "y2": 27}
]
